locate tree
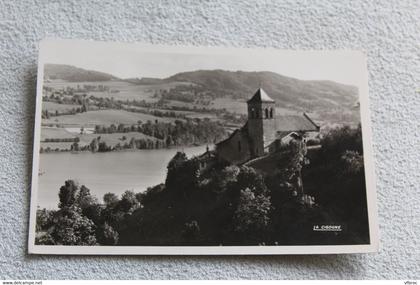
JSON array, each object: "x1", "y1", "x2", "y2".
[
  {"x1": 90, "y1": 138, "x2": 98, "y2": 152},
  {"x1": 321, "y1": 125, "x2": 363, "y2": 159},
  {"x1": 71, "y1": 141, "x2": 79, "y2": 151},
  {"x1": 58, "y1": 180, "x2": 78, "y2": 208},
  {"x1": 81, "y1": 102, "x2": 88, "y2": 112},
  {"x1": 76, "y1": 185, "x2": 97, "y2": 210},
  {"x1": 233, "y1": 188, "x2": 271, "y2": 237},
  {"x1": 299, "y1": 125, "x2": 370, "y2": 243},
  {"x1": 213, "y1": 165, "x2": 240, "y2": 193},
  {"x1": 109, "y1": 124, "x2": 117, "y2": 133},
  {"x1": 49, "y1": 206, "x2": 97, "y2": 245},
  {"x1": 103, "y1": 193, "x2": 119, "y2": 207},
  {"x1": 119, "y1": 190, "x2": 139, "y2": 213},
  {"x1": 36, "y1": 208, "x2": 54, "y2": 231},
  {"x1": 265, "y1": 137, "x2": 308, "y2": 207},
  {"x1": 128, "y1": 137, "x2": 135, "y2": 149},
  {"x1": 165, "y1": 152, "x2": 188, "y2": 188},
  {"x1": 235, "y1": 166, "x2": 267, "y2": 195},
  {"x1": 279, "y1": 139, "x2": 307, "y2": 197},
  {"x1": 165, "y1": 153, "x2": 200, "y2": 196},
  {"x1": 35, "y1": 232, "x2": 55, "y2": 245},
  {"x1": 340, "y1": 150, "x2": 364, "y2": 175},
  {"x1": 138, "y1": 184, "x2": 165, "y2": 206},
  {"x1": 100, "y1": 222, "x2": 119, "y2": 245},
  {"x1": 98, "y1": 141, "x2": 109, "y2": 152},
  {"x1": 95, "y1": 125, "x2": 101, "y2": 134},
  {"x1": 37, "y1": 180, "x2": 98, "y2": 245}
]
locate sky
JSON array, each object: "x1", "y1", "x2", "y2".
[{"x1": 40, "y1": 40, "x2": 367, "y2": 88}]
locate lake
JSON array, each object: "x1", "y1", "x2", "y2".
[{"x1": 37, "y1": 145, "x2": 210, "y2": 209}]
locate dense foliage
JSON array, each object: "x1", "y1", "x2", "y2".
[
  {"x1": 94, "y1": 119, "x2": 227, "y2": 147},
  {"x1": 36, "y1": 125, "x2": 369, "y2": 246},
  {"x1": 41, "y1": 118, "x2": 227, "y2": 153}
]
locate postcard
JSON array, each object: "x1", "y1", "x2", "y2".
[{"x1": 28, "y1": 39, "x2": 378, "y2": 254}]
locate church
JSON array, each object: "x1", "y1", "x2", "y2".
[{"x1": 216, "y1": 88, "x2": 320, "y2": 165}]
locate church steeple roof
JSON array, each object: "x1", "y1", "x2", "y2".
[{"x1": 247, "y1": 88, "x2": 275, "y2": 103}]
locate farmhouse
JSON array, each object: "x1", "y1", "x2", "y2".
[{"x1": 216, "y1": 88, "x2": 320, "y2": 165}]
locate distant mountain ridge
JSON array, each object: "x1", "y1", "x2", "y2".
[
  {"x1": 44, "y1": 64, "x2": 359, "y2": 113},
  {"x1": 124, "y1": 77, "x2": 164, "y2": 85},
  {"x1": 44, "y1": 64, "x2": 119, "y2": 82},
  {"x1": 164, "y1": 70, "x2": 359, "y2": 111}
]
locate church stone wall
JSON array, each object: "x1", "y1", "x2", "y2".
[
  {"x1": 247, "y1": 102, "x2": 276, "y2": 157},
  {"x1": 216, "y1": 130, "x2": 251, "y2": 165},
  {"x1": 262, "y1": 103, "x2": 276, "y2": 146}
]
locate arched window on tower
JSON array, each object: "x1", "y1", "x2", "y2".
[
  {"x1": 251, "y1": 108, "x2": 255, "y2": 119},
  {"x1": 255, "y1": 109, "x2": 259, "y2": 118},
  {"x1": 270, "y1": 108, "x2": 274, "y2": 118},
  {"x1": 265, "y1": 108, "x2": 269, "y2": 119}
]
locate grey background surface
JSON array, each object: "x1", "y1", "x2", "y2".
[{"x1": 0, "y1": 0, "x2": 419, "y2": 279}]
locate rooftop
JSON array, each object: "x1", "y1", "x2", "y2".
[
  {"x1": 275, "y1": 113, "x2": 320, "y2": 132},
  {"x1": 247, "y1": 88, "x2": 275, "y2": 104}
]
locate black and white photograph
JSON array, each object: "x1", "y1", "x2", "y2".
[{"x1": 28, "y1": 40, "x2": 378, "y2": 254}]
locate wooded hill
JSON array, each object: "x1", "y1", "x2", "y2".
[{"x1": 44, "y1": 64, "x2": 359, "y2": 116}]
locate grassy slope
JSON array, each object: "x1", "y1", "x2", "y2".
[
  {"x1": 42, "y1": 101, "x2": 82, "y2": 113},
  {"x1": 43, "y1": 68, "x2": 360, "y2": 126},
  {"x1": 42, "y1": 109, "x2": 178, "y2": 127},
  {"x1": 41, "y1": 127, "x2": 77, "y2": 140},
  {"x1": 167, "y1": 70, "x2": 358, "y2": 109},
  {"x1": 40, "y1": 127, "x2": 158, "y2": 150},
  {"x1": 40, "y1": 142, "x2": 74, "y2": 150},
  {"x1": 165, "y1": 70, "x2": 360, "y2": 125},
  {"x1": 44, "y1": 64, "x2": 118, "y2": 82},
  {"x1": 77, "y1": 132, "x2": 157, "y2": 146},
  {"x1": 44, "y1": 65, "x2": 359, "y2": 113},
  {"x1": 44, "y1": 80, "x2": 192, "y2": 102}
]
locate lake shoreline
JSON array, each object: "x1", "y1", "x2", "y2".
[
  {"x1": 40, "y1": 143, "x2": 211, "y2": 154},
  {"x1": 37, "y1": 144, "x2": 211, "y2": 210}
]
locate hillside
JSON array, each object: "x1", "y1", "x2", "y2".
[
  {"x1": 124, "y1": 77, "x2": 164, "y2": 85},
  {"x1": 44, "y1": 64, "x2": 119, "y2": 82},
  {"x1": 43, "y1": 65, "x2": 360, "y2": 124},
  {"x1": 43, "y1": 65, "x2": 358, "y2": 112},
  {"x1": 164, "y1": 70, "x2": 359, "y2": 111}
]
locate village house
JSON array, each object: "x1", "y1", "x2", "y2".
[{"x1": 215, "y1": 88, "x2": 320, "y2": 165}]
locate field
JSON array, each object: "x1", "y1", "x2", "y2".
[
  {"x1": 77, "y1": 132, "x2": 157, "y2": 146},
  {"x1": 41, "y1": 127, "x2": 77, "y2": 140},
  {"x1": 39, "y1": 74, "x2": 357, "y2": 154},
  {"x1": 211, "y1": 98, "x2": 247, "y2": 114},
  {"x1": 121, "y1": 104, "x2": 217, "y2": 120},
  {"x1": 40, "y1": 127, "x2": 158, "y2": 150},
  {"x1": 40, "y1": 79, "x2": 228, "y2": 152},
  {"x1": 44, "y1": 80, "x2": 193, "y2": 102},
  {"x1": 42, "y1": 101, "x2": 82, "y2": 113},
  {"x1": 40, "y1": 142, "x2": 74, "y2": 150},
  {"x1": 42, "y1": 109, "x2": 179, "y2": 127}
]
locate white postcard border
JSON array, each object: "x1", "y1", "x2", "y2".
[{"x1": 28, "y1": 39, "x2": 379, "y2": 255}]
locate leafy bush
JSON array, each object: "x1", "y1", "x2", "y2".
[
  {"x1": 233, "y1": 188, "x2": 271, "y2": 234},
  {"x1": 37, "y1": 125, "x2": 369, "y2": 246},
  {"x1": 49, "y1": 206, "x2": 97, "y2": 245}
]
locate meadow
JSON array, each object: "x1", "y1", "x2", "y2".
[
  {"x1": 42, "y1": 101, "x2": 82, "y2": 113},
  {"x1": 44, "y1": 80, "x2": 193, "y2": 101},
  {"x1": 42, "y1": 109, "x2": 178, "y2": 127},
  {"x1": 41, "y1": 126, "x2": 158, "y2": 151}
]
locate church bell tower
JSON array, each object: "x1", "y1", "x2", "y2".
[{"x1": 247, "y1": 88, "x2": 276, "y2": 157}]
